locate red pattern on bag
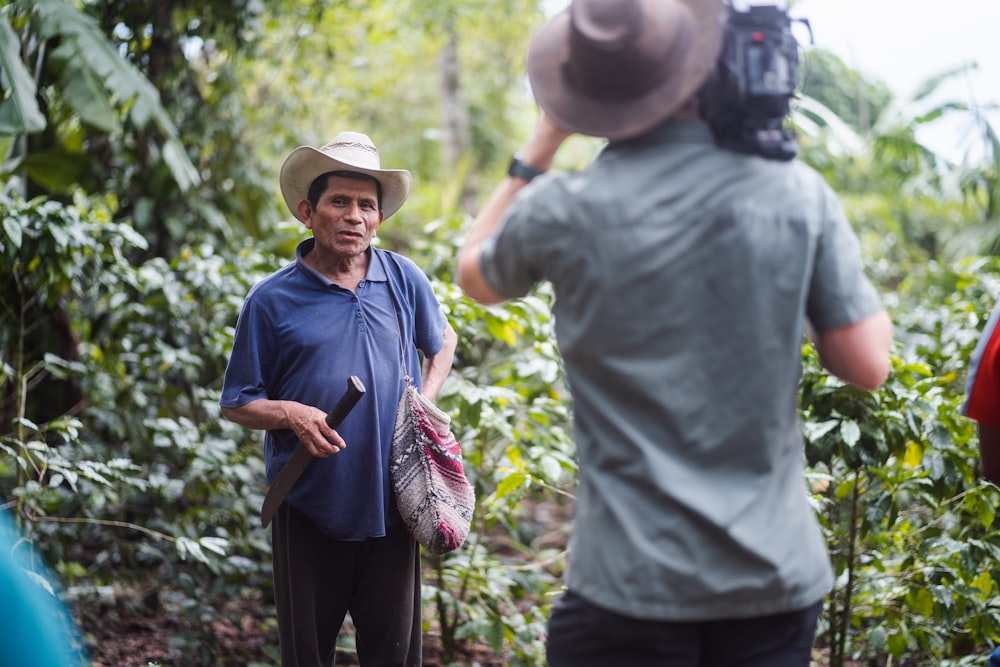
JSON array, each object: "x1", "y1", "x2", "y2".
[{"x1": 391, "y1": 386, "x2": 475, "y2": 554}]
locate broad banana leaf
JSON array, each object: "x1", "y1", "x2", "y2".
[{"x1": 0, "y1": 18, "x2": 46, "y2": 134}]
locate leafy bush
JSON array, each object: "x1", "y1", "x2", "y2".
[
  {"x1": 407, "y1": 222, "x2": 575, "y2": 664},
  {"x1": 5, "y1": 187, "x2": 1000, "y2": 665},
  {"x1": 0, "y1": 192, "x2": 279, "y2": 660},
  {"x1": 805, "y1": 256, "x2": 1000, "y2": 665}
]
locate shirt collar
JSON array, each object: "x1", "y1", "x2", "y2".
[
  {"x1": 609, "y1": 118, "x2": 716, "y2": 150},
  {"x1": 294, "y1": 239, "x2": 389, "y2": 286}
]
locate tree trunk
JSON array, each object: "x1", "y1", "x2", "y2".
[{"x1": 438, "y1": 25, "x2": 478, "y2": 215}]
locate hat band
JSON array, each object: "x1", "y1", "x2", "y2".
[{"x1": 325, "y1": 139, "x2": 379, "y2": 157}]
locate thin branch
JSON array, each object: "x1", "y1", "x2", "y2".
[
  {"x1": 23, "y1": 512, "x2": 176, "y2": 543},
  {"x1": 532, "y1": 478, "x2": 576, "y2": 501}
]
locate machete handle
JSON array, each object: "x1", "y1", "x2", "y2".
[
  {"x1": 259, "y1": 375, "x2": 367, "y2": 529},
  {"x1": 326, "y1": 375, "x2": 366, "y2": 428}
]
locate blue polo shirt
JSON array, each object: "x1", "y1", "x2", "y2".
[{"x1": 221, "y1": 240, "x2": 446, "y2": 539}]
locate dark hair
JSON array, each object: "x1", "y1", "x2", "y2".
[{"x1": 306, "y1": 170, "x2": 383, "y2": 212}]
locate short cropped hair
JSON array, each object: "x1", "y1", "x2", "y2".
[{"x1": 306, "y1": 170, "x2": 383, "y2": 212}]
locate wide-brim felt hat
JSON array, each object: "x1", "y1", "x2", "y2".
[
  {"x1": 526, "y1": 0, "x2": 725, "y2": 141},
  {"x1": 279, "y1": 131, "x2": 412, "y2": 221}
]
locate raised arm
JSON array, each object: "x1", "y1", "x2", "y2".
[
  {"x1": 977, "y1": 424, "x2": 1000, "y2": 486},
  {"x1": 457, "y1": 113, "x2": 572, "y2": 304}
]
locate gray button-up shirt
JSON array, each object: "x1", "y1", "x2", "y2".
[{"x1": 480, "y1": 119, "x2": 882, "y2": 620}]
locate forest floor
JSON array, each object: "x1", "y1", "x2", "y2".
[
  {"x1": 79, "y1": 584, "x2": 503, "y2": 667},
  {"x1": 73, "y1": 499, "x2": 878, "y2": 666},
  {"x1": 76, "y1": 582, "x2": 866, "y2": 667}
]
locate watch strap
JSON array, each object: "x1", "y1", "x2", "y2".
[{"x1": 507, "y1": 154, "x2": 546, "y2": 182}]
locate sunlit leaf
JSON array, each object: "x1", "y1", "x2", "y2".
[
  {"x1": 493, "y1": 471, "x2": 527, "y2": 500},
  {"x1": 2, "y1": 216, "x2": 22, "y2": 249},
  {"x1": 840, "y1": 420, "x2": 861, "y2": 447}
]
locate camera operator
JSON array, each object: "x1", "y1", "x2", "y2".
[{"x1": 456, "y1": 0, "x2": 892, "y2": 665}]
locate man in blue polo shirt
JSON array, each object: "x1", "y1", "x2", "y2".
[
  {"x1": 457, "y1": 0, "x2": 892, "y2": 665},
  {"x1": 221, "y1": 131, "x2": 456, "y2": 667}
]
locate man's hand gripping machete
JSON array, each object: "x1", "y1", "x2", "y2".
[{"x1": 259, "y1": 376, "x2": 367, "y2": 528}]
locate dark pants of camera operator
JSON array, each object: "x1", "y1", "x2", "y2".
[
  {"x1": 547, "y1": 590, "x2": 823, "y2": 667},
  {"x1": 272, "y1": 503, "x2": 422, "y2": 667}
]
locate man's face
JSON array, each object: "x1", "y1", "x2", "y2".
[{"x1": 302, "y1": 175, "x2": 383, "y2": 259}]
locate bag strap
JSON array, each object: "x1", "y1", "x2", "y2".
[{"x1": 381, "y1": 251, "x2": 413, "y2": 387}]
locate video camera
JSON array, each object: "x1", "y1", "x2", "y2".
[{"x1": 698, "y1": 2, "x2": 812, "y2": 161}]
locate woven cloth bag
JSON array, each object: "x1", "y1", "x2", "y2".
[{"x1": 390, "y1": 384, "x2": 475, "y2": 554}]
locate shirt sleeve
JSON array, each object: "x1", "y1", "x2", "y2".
[
  {"x1": 964, "y1": 302, "x2": 1000, "y2": 426},
  {"x1": 479, "y1": 178, "x2": 567, "y2": 300},
  {"x1": 805, "y1": 179, "x2": 885, "y2": 334},
  {"x1": 219, "y1": 298, "x2": 276, "y2": 408},
  {"x1": 394, "y1": 253, "x2": 447, "y2": 358}
]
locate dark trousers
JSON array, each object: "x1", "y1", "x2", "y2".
[
  {"x1": 271, "y1": 504, "x2": 422, "y2": 667},
  {"x1": 547, "y1": 590, "x2": 822, "y2": 667}
]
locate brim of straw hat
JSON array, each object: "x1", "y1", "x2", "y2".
[{"x1": 279, "y1": 146, "x2": 411, "y2": 222}]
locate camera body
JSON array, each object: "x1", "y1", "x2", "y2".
[{"x1": 698, "y1": 3, "x2": 809, "y2": 161}]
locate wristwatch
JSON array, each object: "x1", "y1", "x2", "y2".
[{"x1": 507, "y1": 154, "x2": 546, "y2": 182}]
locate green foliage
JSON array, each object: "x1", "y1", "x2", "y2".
[
  {"x1": 0, "y1": 0, "x2": 277, "y2": 269},
  {"x1": 235, "y1": 0, "x2": 543, "y2": 227},
  {"x1": 65, "y1": 241, "x2": 278, "y2": 660},
  {"x1": 0, "y1": 191, "x2": 144, "y2": 472},
  {"x1": 391, "y1": 221, "x2": 574, "y2": 664},
  {"x1": 797, "y1": 55, "x2": 1000, "y2": 268},
  {"x1": 1, "y1": 0, "x2": 199, "y2": 194},
  {"x1": 800, "y1": 48, "x2": 894, "y2": 134},
  {"x1": 84, "y1": 0, "x2": 278, "y2": 255},
  {"x1": 804, "y1": 257, "x2": 1000, "y2": 665},
  {"x1": 3, "y1": 1, "x2": 1000, "y2": 665},
  {"x1": 0, "y1": 16, "x2": 46, "y2": 134},
  {"x1": 0, "y1": 190, "x2": 279, "y2": 661}
]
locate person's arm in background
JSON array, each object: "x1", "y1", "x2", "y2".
[
  {"x1": 422, "y1": 323, "x2": 457, "y2": 401},
  {"x1": 962, "y1": 303, "x2": 1000, "y2": 485},
  {"x1": 457, "y1": 113, "x2": 572, "y2": 304},
  {"x1": 812, "y1": 310, "x2": 893, "y2": 391},
  {"x1": 978, "y1": 424, "x2": 1000, "y2": 485}
]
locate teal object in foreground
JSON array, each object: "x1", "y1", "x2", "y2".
[{"x1": 0, "y1": 510, "x2": 84, "y2": 667}]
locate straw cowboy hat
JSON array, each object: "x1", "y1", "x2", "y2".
[
  {"x1": 526, "y1": 0, "x2": 725, "y2": 141},
  {"x1": 279, "y1": 132, "x2": 412, "y2": 221}
]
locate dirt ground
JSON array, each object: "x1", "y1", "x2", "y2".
[
  {"x1": 79, "y1": 587, "x2": 503, "y2": 667},
  {"x1": 78, "y1": 589, "x2": 866, "y2": 667}
]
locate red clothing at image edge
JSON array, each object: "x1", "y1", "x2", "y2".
[{"x1": 967, "y1": 318, "x2": 1000, "y2": 426}]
